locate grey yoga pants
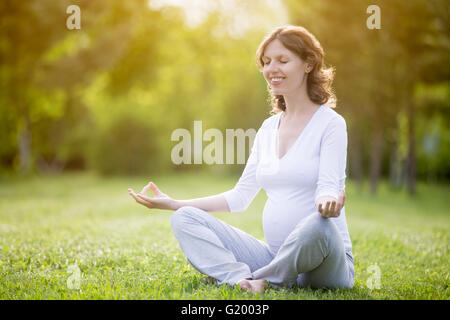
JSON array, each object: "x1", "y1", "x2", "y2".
[{"x1": 170, "y1": 206, "x2": 354, "y2": 289}]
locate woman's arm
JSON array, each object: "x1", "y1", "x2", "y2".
[
  {"x1": 128, "y1": 182, "x2": 230, "y2": 213},
  {"x1": 315, "y1": 115, "x2": 348, "y2": 218},
  {"x1": 174, "y1": 194, "x2": 230, "y2": 212}
]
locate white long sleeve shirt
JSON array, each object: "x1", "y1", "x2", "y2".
[{"x1": 221, "y1": 104, "x2": 352, "y2": 255}]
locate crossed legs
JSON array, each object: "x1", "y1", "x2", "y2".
[{"x1": 170, "y1": 206, "x2": 354, "y2": 292}]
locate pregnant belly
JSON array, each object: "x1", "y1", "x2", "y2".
[{"x1": 262, "y1": 200, "x2": 317, "y2": 254}]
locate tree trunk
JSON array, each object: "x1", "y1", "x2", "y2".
[
  {"x1": 406, "y1": 99, "x2": 416, "y2": 195},
  {"x1": 348, "y1": 124, "x2": 364, "y2": 187},
  {"x1": 389, "y1": 138, "x2": 402, "y2": 189},
  {"x1": 389, "y1": 119, "x2": 403, "y2": 190},
  {"x1": 17, "y1": 114, "x2": 32, "y2": 175},
  {"x1": 370, "y1": 121, "x2": 384, "y2": 195}
]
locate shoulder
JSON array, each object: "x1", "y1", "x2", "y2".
[
  {"x1": 260, "y1": 112, "x2": 280, "y2": 129},
  {"x1": 253, "y1": 112, "x2": 280, "y2": 142},
  {"x1": 256, "y1": 112, "x2": 280, "y2": 133},
  {"x1": 320, "y1": 105, "x2": 347, "y2": 131}
]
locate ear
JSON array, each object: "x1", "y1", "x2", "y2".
[{"x1": 305, "y1": 57, "x2": 315, "y2": 73}]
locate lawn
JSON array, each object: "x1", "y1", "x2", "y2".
[{"x1": 0, "y1": 171, "x2": 448, "y2": 299}]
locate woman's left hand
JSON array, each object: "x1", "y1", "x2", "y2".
[
  {"x1": 128, "y1": 181, "x2": 176, "y2": 211},
  {"x1": 316, "y1": 190, "x2": 346, "y2": 218}
]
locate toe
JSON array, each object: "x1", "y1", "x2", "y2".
[
  {"x1": 237, "y1": 279, "x2": 251, "y2": 291},
  {"x1": 251, "y1": 280, "x2": 267, "y2": 294}
]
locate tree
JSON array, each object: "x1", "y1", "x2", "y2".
[{"x1": 0, "y1": 0, "x2": 142, "y2": 174}]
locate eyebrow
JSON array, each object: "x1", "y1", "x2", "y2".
[{"x1": 262, "y1": 54, "x2": 288, "y2": 60}]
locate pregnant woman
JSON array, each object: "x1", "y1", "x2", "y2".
[{"x1": 129, "y1": 25, "x2": 354, "y2": 294}]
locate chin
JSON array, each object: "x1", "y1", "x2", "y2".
[
  {"x1": 272, "y1": 89, "x2": 287, "y2": 96},
  {"x1": 271, "y1": 87, "x2": 284, "y2": 94}
]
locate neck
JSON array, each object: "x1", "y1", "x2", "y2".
[{"x1": 282, "y1": 77, "x2": 318, "y2": 118}]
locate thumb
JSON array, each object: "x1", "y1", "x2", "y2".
[{"x1": 338, "y1": 190, "x2": 346, "y2": 205}]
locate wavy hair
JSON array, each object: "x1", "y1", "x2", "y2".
[{"x1": 255, "y1": 25, "x2": 336, "y2": 114}]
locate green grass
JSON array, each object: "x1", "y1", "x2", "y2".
[{"x1": 0, "y1": 171, "x2": 449, "y2": 299}]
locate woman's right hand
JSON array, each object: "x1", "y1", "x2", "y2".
[{"x1": 128, "y1": 181, "x2": 176, "y2": 211}]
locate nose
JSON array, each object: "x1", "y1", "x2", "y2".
[{"x1": 264, "y1": 61, "x2": 280, "y2": 77}]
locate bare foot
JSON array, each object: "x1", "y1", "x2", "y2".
[{"x1": 237, "y1": 279, "x2": 267, "y2": 294}]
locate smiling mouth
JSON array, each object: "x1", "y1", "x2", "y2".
[{"x1": 270, "y1": 77, "x2": 284, "y2": 85}]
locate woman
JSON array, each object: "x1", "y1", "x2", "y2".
[{"x1": 128, "y1": 25, "x2": 354, "y2": 294}]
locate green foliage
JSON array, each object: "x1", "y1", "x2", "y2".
[{"x1": 88, "y1": 115, "x2": 159, "y2": 176}]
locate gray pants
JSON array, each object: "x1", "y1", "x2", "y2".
[{"x1": 170, "y1": 206, "x2": 354, "y2": 289}]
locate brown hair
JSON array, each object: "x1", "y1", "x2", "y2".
[{"x1": 255, "y1": 25, "x2": 336, "y2": 113}]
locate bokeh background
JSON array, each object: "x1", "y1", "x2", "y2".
[
  {"x1": 1, "y1": 0, "x2": 449, "y2": 193},
  {"x1": 1, "y1": 0, "x2": 449, "y2": 300}
]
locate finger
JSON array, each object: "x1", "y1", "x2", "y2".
[
  {"x1": 338, "y1": 191, "x2": 345, "y2": 203},
  {"x1": 129, "y1": 189, "x2": 151, "y2": 207},
  {"x1": 139, "y1": 183, "x2": 150, "y2": 194},
  {"x1": 336, "y1": 192, "x2": 345, "y2": 217},
  {"x1": 320, "y1": 202, "x2": 329, "y2": 218},
  {"x1": 129, "y1": 191, "x2": 142, "y2": 203},
  {"x1": 149, "y1": 182, "x2": 162, "y2": 196},
  {"x1": 324, "y1": 201, "x2": 331, "y2": 216},
  {"x1": 334, "y1": 203, "x2": 342, "y2": 217},
  {"x1": 332, "y1": 207, "x2": 340, "y2": 217},
  {"x1": 129, "y1": 189, "x2": 142, "y2": 201},
  {"x1": 137, "y1": 194, "x2": 153, "y2": 203},
  {"x1": 318, "y1": 203, "x2": 323, "y2": 214},
  {"x1": 140, "y1": 181, "x2": 153, "y2": 195},
  {"x1": 128, "y1": 188, "x2": 137, "y2": 197},
  {"x1": 330, "y1": 201, "x2": 336, "y2": 215}
]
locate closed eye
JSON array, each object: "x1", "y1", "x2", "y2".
[{"x1": 263, "y1": 60, "x2": 288, "y2": 65}]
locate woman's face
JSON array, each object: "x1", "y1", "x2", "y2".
[{"x1": 261, "y1": 39, "x2": 309, "y2": 96}]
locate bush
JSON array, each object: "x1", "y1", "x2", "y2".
[{"x1": 88, "y1": 116, "x2": 159, "y2": 175}]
